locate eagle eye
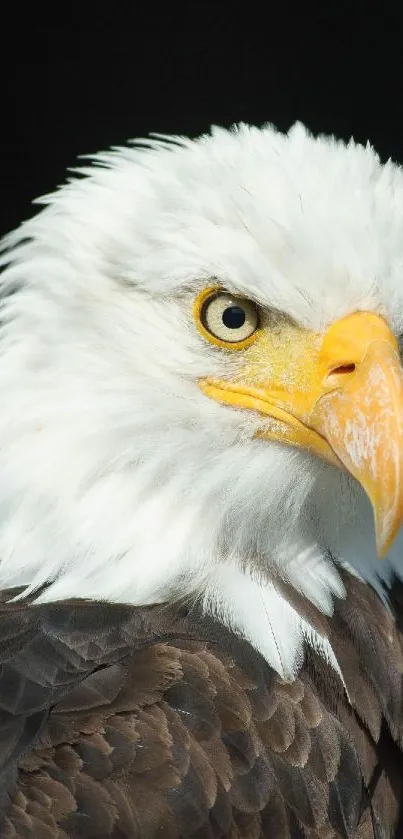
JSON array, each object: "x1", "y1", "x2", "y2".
[{"x1": 194, "y1": 287, "x2": 260, "y2": 350}]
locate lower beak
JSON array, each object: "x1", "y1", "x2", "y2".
[{"x1": 200, "y1": 312, "x2": 403, "y2": 556}]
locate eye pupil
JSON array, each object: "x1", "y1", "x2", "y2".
[{"x1": 222, "y1": 306, "x2": 246, "y2": 329}]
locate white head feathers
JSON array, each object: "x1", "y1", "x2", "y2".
[{"x1": 0, "y1": 122, "x2": 402, "y2": 677}]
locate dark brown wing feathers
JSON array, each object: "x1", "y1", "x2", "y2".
[{"x1": 0, "y1": 573, "x2": 402, "y2": 838}]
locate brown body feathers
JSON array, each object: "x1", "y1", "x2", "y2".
[{"x1": 0, "y1": 570, "x2": 403, "y2": 838}]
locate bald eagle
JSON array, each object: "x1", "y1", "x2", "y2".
[{"x1": 0, "y1": 122, "x2": 403, "y2": 838}]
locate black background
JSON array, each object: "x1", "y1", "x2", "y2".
[{"x1": 2, "y1": 4, "x2": 403, "y2": 238}]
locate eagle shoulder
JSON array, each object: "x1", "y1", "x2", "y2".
[{"x1": 0, "y1": 576, "x2": 402, "y2": 838}]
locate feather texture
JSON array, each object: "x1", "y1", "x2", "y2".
[{"x1": 0, "y1": 570, "x2": 402, "y2": 838}]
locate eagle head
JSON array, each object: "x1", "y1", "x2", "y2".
[{"x1": 1, "y1": 122, "x2": 403, "y2": 677}]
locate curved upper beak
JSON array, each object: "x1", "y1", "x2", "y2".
[
  {"x1": 200, "y1": 312, "x2": 403, "y2": 556},
  {"x1": 310, "y1": 314, "x2": 403, "y2": 556}
]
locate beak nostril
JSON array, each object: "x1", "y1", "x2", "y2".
[
  {"x1": 328, "y1": 363, "x2": 355, "y2": 378},
  {"x1": 329, "y1": 363, "x2": 356, "y2": 376}
]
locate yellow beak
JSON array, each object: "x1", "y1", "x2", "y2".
[{"x1": 200, "y1": 312, "x2": 403, "y2": 556}]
